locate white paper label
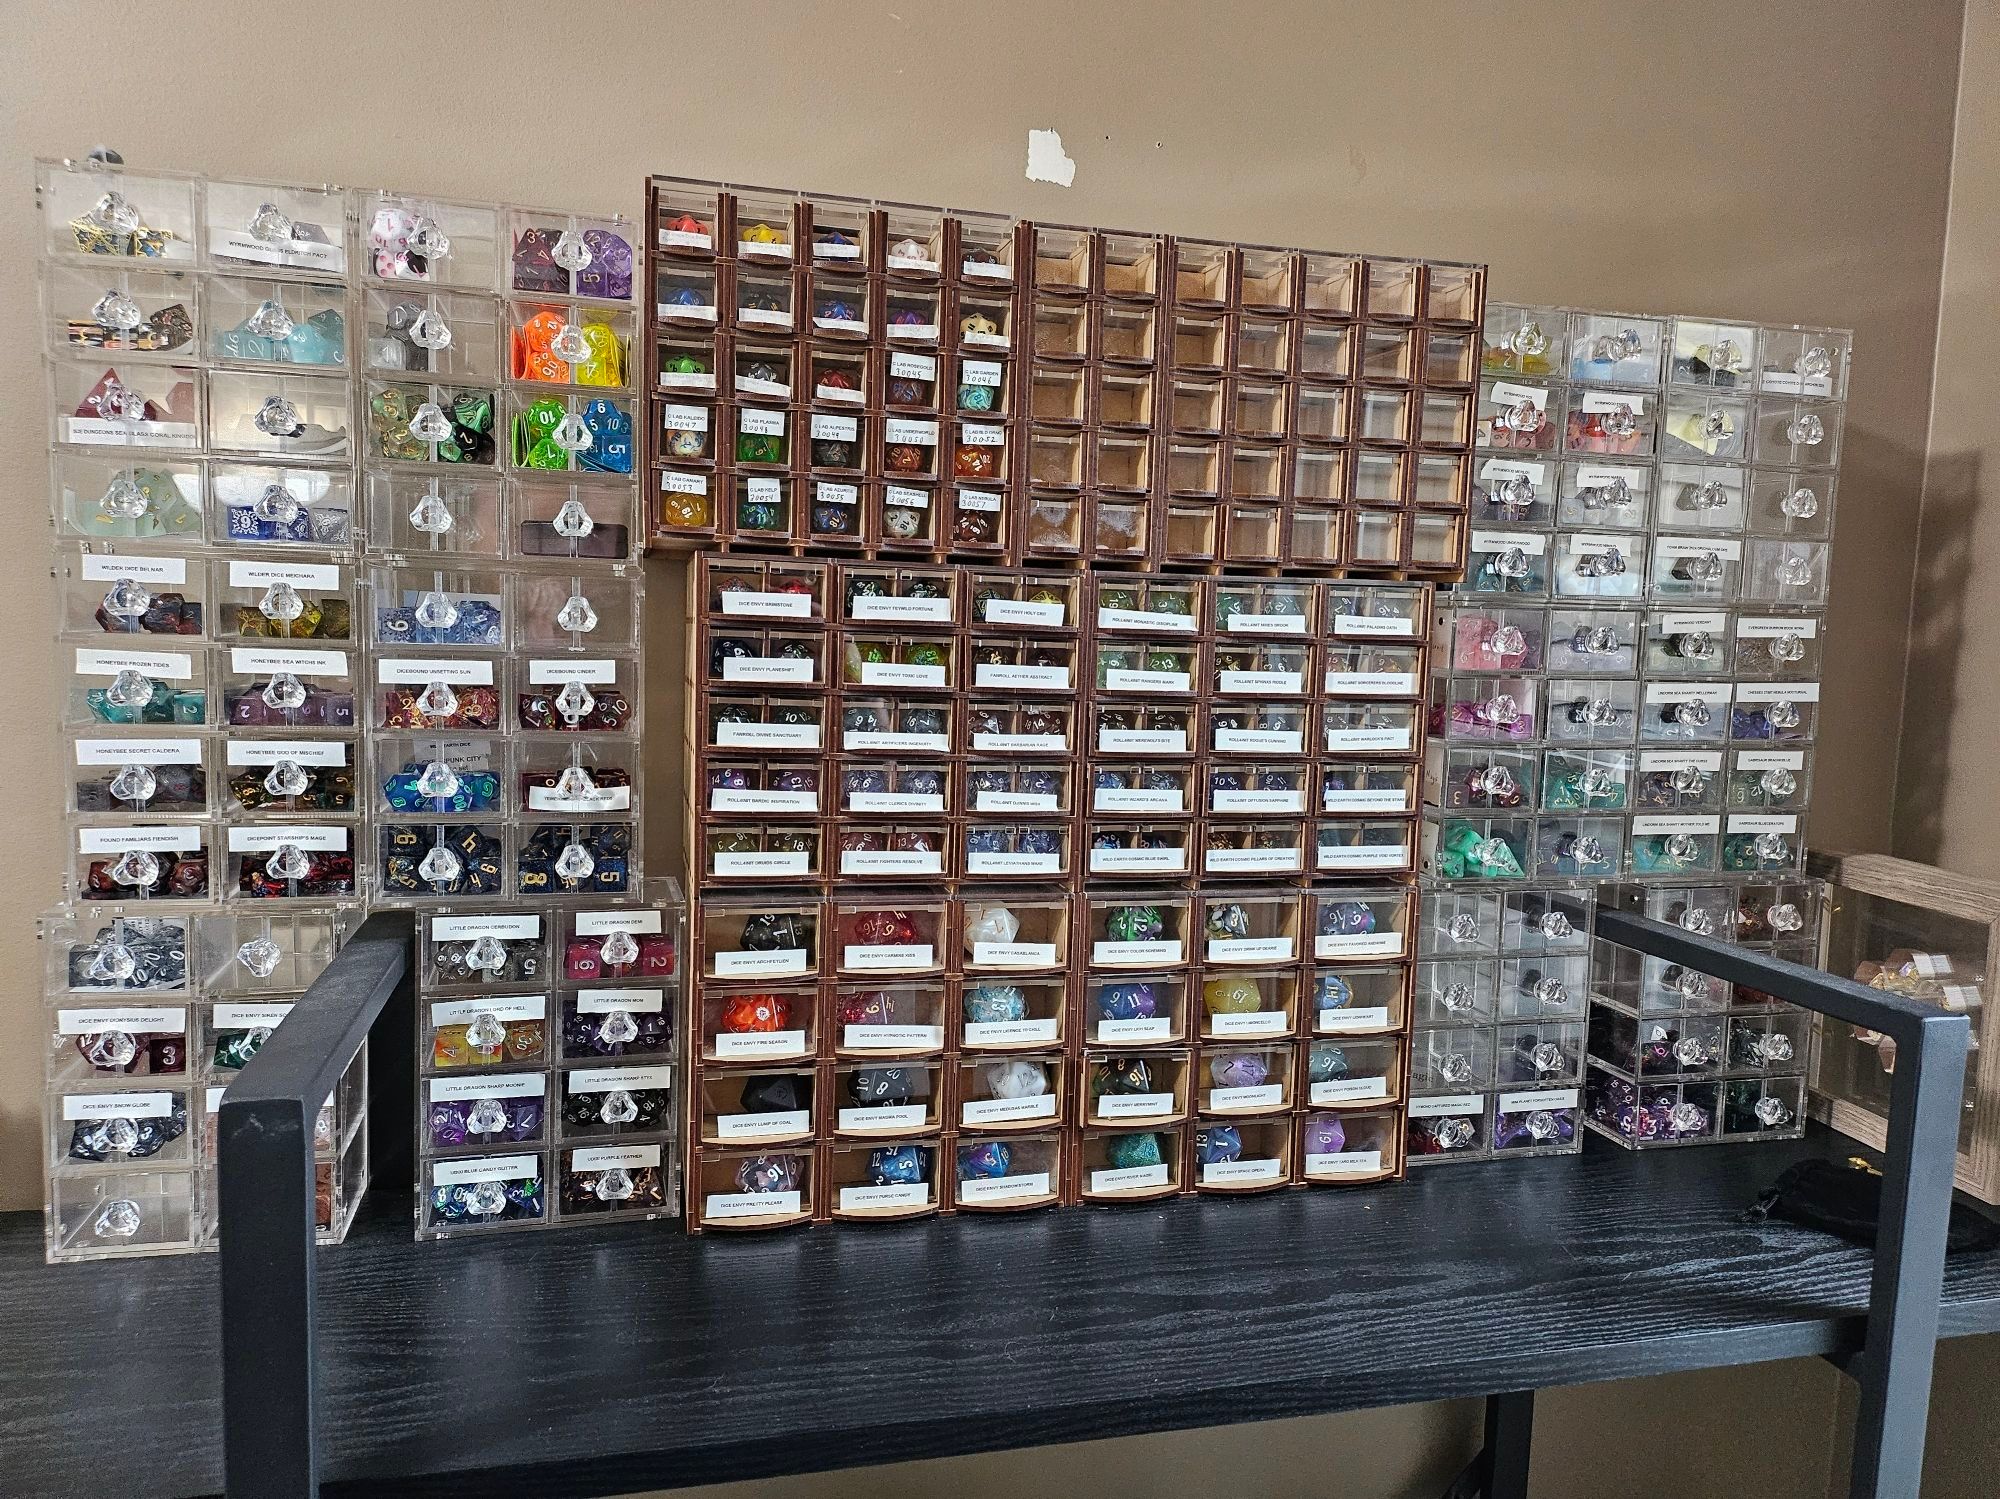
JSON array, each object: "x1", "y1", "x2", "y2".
[
  {"x1": 1500, "y1": 1088, "x2": 1580, "y2": 1113},
  {"x1": 810, "y1": 412, "x2": 858, "y2": 443},
  {"x1": 1213, "y1": 789, "x2": 1304, "y2": 814},
  {"x1": 960, "y1": 423, "x2": 1005, "y2": 449},
  {"x1": 845, "y1": 731, "x2": 947, "y2": 753},
  {"x1": 660, "y1": 469, "x2": 709, "y2": 496},
  {"x1": 959, "y1": 1173, "x2": 1052, "y2": 1204},
  {"x1": 57, "y1": 1006, "x2": 186, "y2": 1035},
  {"x1": 577, "y1": 910, "x2": 666, "y2": 940},
  {"x1": 1203, "y1": 1158, "x2": 1283, "y2": 1185},
  {"x1": 1205, "y1": 847, "x2": 1301, "y2": 873},
  {"x1": 1318, "y1": 843, "x2": 1411, "y2": 870},
  {"x1": 430, "y1": 995, "x2": 545, "y2": 1025},
  {"x1": 1096, "y1": 786, "x2": 1183, "y2": 813},
  {"x1": 1489, "y1": 381, "x2": 1549, "y2": 410},
  {"x1": 815, "y1": 481, "x2": 859, "y2": 508},
  {"x1": 1727, "y1": 814, "x2": 1799, "y2": 834},
  {"x1": 884, "y1": 485, "x2": 930, "y2": 511},
  {"x1": 1324, "y1": 672, "x2": 1417, "y2": 697},
  {"x1": 738, "y1": 306, "x2": 792, "y2": 329},
  {"x1": 739, "y1": 407, "x2": 785, "y2": 439},
  {"x1": 1324, "y1": 725, "x2": 1413, "y2": 752},
  {"x1": 574, "y1": 988, "x2": 665, "y2": 1015},
  {"x1": 1105, "y1": 668, "x2": 1191, "y2": 693},
  {"x1": 429, "y1": 1074, "x2": 545, "y2": 1102},
  {"x1": 78, "y1": 824, "x2": 202, "y2": 853},
  {"x1": 567, "y1": 1065, "x2": 672, "y2": 1095},
  {"x1": 713, "y1": 1030, "x2": 807, "y2": 1059},
  {"x1": 1322, "y1": 788, "x2": 1411, "y2": 813},
  {"x1": 887, "y1": 350, "x2": 938, "y2": 381},
  {"x1": 379, "y1": 657, "x2": 492, "y2": 685},
  {"x1": 228, "y1": 559, "x2": 340, "y2": 590},
  {"x1": 852, "y1": 595, "x2": 952, "y2": 624},
  {"x1": 975, "y1": 664, "x2": 1071, "y2": 691},
  {"x1": 712, "y1": 948, "x2": 806, "y2": 978},
  {"x1": 1317, "y1": 932, "x2": 1403, "y2": 960},
  {"x1": 1313, "y1": 1076, "x2": 1391, "y2": 1105},
  {"x1": 1737, "y1": 616, "x2": 1819, "y2": 640},
  {"x1": 713, "y1": 788, "x2": 818, "y2": 815},
  {"x1": 965, "y1": 1017, "x2": 1061, "y2": 1045},
  {"x1": 1092, "y1": 939, "x2": 1183, "y2": 966},
  {"x1": 706, "y1": 1190, "x2": 802, "y2": 1220},
  {"x1": 968, "y1": 852, "x2": 1061, "y2": 875},
  {"x1": 224, "y1": 739, "x2": 346, "y2": 768},
  {"x1": 1096, "y1": 1092, "x2": 1177, "y2": 1120},
  {"x1": 718, "y1": 1110, "x2": 811, "y2": 1141},
  {"x1": 1581, "y1": 390, "x2": 1648, "y2": 415},
  {"x1": 844, "y1": 1023, "x2": 944, "y2": 1050},
  {"x1": 1409, "y1": 1094, "x2": 1482, "y2": 1118},
  {"x1": 1737, "y1": 750, "x2": 1806, "y2": 771},
  {"x1": 1307, "y1": 1150, "x2": 1384, "y2": 1176},
  {"x1": 844, "y1": 943, "x2": 936, "y2": 971},
  {"x1": 63, "y1": 1089, "x2": 173, "y2": 1120},
  {"x1": 433, "y1": 1154, "x2": 538, "y2": 1187},
  {"x1": 1480, "y1": 458, "x2": 1547, "y2": 486},
  {"x1": 66, "y1": 417, "x2": 198, "y2": 448},
  {"x1": 720, "y1": 590, "x2": 809, "y2": 619},
  {"x1": 718, "y1": 722, "x2": 821, "y2": 749},
  {"x1": 1219, "y1": 669, "x2": 1304, "y2": 695},
  {"x1": 1091, "y1": 1163, "x2": 1171, "y2": 1193},
  {"x1": 1315, "y1": 1009, "x2": 1396, "y2": 1046},
  {"x1": 849, "y1": 791, "x2": 944, "y2": 814},
  {"x1": 1646, "y1": 683, "x2": 1724, "y2": 705},
  {"x1": 884, "y1": 418, "x2": 940, "y2": 446},
  {"x1": 1099, "y1": 1016, "x2": 1174, "y2": 1042},
  {"x1": 1472, "y1": 529, "x2": 1547, "y2": 556},
  {"x1": 1631, "y1": 815, "x2": 1721, "y2": 835},
  {"x1": 713, "y1": 851, "x2": 809, "y2": 877},
  {"x1": 842, "y1": 850, "x2": 944, "y2": 876},
  {"x1": 983, "y1": 597, "x2": 1064, "y2": 627},
  {"x1": 80, "y1": 553, "x2": 188, "y2": 585},
  {"x1": 1207, "y1": 936, "x2": 1295, "y2": 964},
  {"x1": 840, "y1": 1183, "x2": 930, "y2": 1211},
  {"x1": 210, "y1": 228, "x2": 344, "y2": 271},
  {"x1": 75, "y1": 646, "x2": 193, "y2": 681},
  {"x1": 1098, "y1": 728, "x2": 1187, "y2": 754},
  {"x1": 1736, "y1": 681, "x2": 1821, "y2": 704},
  {"x1": 77, "y1": 737, "x2": 201, "y2": 766},
  {"x1": 572, "y1": 1144, "x2": 662, "y2": 1171},
  {"x1": 1637, "y1": 752, "x2": 1722, "y2": 779},
  {"x1": 722, "y1": 656, "x2": 815, "y2": 685},
  {"x1": 432, "y1": 914, "x2": 540, "y2": 940},
  {"x1": 962, "y1": 1094, "x2": 1057, "y2": 1125},
  {"x1": 658, "y1": 300, "x2": 718, "y2": 322},
  {"x1": 1091, "y1": 846, "x2": 1187, "y2": 874},
  {"x1": 659, "y1": 403, "x2": 711, "y2": 433},
  {"x1": 861, "y1": 661, "x2": 947, "y2": 688},
  {"x1": 1656, "y1": 535, "x2": 1742, "y2": 562},
  {"x1": 838, "y1": 1104, "x2": 929, "y2": 1133},
  {"x1": 527, "y1": 659, "x2": 617, "y2": 686},
  {"x1": 955, "y1": 488, "x2": 999, "y2": 514},
  {"x1": 1209, "y1": 1012, "x2": 1289, "y2": 1039},
  {"x1": 1215, "y1": 729, "x2": 1305, "y2": 755},
  {"x1": 1098, "y1": 607, "x2": 1195, "y2": 634},
  {"x1": 226, "y1": 824, "x2": 346, "y2": 853},
  {"x1": 663, "y1": 367, "x2": 718, "y2": 391},
  {"x1": 976, "y1": 791, "x2": 1059, "y2": 814}
]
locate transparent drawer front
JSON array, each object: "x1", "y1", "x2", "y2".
[{"x1": 49, "y1": 1168, "x2": 198, "y2": 1260}]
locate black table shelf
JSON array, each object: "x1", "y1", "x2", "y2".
[{"x1": 7, "y1": 1125, "x2": 2000, "y2": 1499}]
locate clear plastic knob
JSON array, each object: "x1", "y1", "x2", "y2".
[
  {"x1": 407, "y1": 309, "x2": 453, "y2": 351},
  {"x1": 1777, "y1": 556, "x2": 1814, "y2": 587},
  {"x1": 87, "y1": 941, "x2": 137, "y2": 983},
  {"x1": 254, "y1": 396, "x2": 302, "y2": 437},
  {"x1": 102, "y1": 1117, "x2": 141, "y2": 1154},
  {"x1": 466, "y1": 1181, "x2": 507, "y2": 1216},
  {"x1": 551, "y1": 412, "x2": 593, "y2": 453},
  {"x1": 1567, "y1": 836, "x2": 1605, "y2": 866},
  {"x1": 96, "y1": 377, "x2": 143, "y2": 422},
  {"x1": 555, "y1": 593, "x2": 599, "y2": 633},
  {"x1": 463, "y1": 1011, "x2": 507, "y2": 1051},
  {"x1": 1439, "y1": 1052, "x2": 1474, "y2": 1083},
  {"x1": 553, "y1": 764, "x2": 598, "y2": 803},
  {"x1": 246, "y1": 299, "x2": 295, "y2": 341},
  {"x1": 1669, "y1": 1102, "x2": 1707, "y2": 1135},
  {"x1": 1577, "y1": 697, "x2": 1616, "y2": 725},
  {"x1": 1781, "y1": 485, "x2": 1820, "y2": 519},
  {"x1": 1529, "y1": 1043, "x2": 1565, "y2": 1076},
  {"x1": 92, "y1": 288, "x2": 144, "y2": 331},
  {"x1": 599, "y1": 929, "x2": 639, "y2": 967},
  {"x1": 261, "y1": 672, "x2": 307, "y2": 711},
  {"x1": 90, "y1": 191, "x2": 141, "y2": 234},
  {"x1": 1578, "y1": 767, "x2": 1615, "y2": 800},
  {"x1": 1574, "y1": 626, "x2": 1620, "y2": 655},
  {"x1": 1441, "y1": 982, "x2": 1474, "y2": 1014},
  {"x1": 1447, "y1": 914, "x2": 1481, "y2": 943},
  {"x1": 1575, "y1": 548, "x2": 1626, "y2": 579},
  {"x1": 247, "y1": 202, "x2": 293, "y2": 243},
  {"x1": 552, "y1": 229, "x2": 594, "y2": 272},
  {"x1": 1471, "y1": 836, "x2": 1510, "y2": 869},
  {"x1": 1599, "y1": 403, "x2": 1637, "y2": 438},
  {"x1": 1538, "y1": 910, "x2": 1573, "y2": 940},
  {"x1": 258, "y1": 581, "x2": 305, "y2": 622},
  {"x1": 599, "y1": 1089, "x2": 638, "y2": 1125},
  {"x1": 408, "y1": 402, "x2": 454, "y2": 443},
  {"x1": 105, "y1": 668, "x2": 156, "y2": 708},
  {"x1": 408, "y1": 488, "x2": 454, "y2": 533},
  {"x1": 554, "y1": 681, "x2": 596, "y2": 724},
  {"x1": 592, "y1": 1167, "x2": 634, "y2": 1202},
  {"x1": 1752, "y1": 832, "x2": 1790, "y2": 863},
  {"x1": 254, "y1": 483, "x2": 301, "y2": 525},
  {"x1": 1579, "y1": 476, "x2": 1630, "y2": 510},
  {"x1": 1675, "y1": 968, "x2": 1713, "y2": 1002},
  {"x1": 1702, "y1": 410, "x2": 1731, "y2": 440},
  {"x1": 1473, "y1": 764, "x2": 1517, "y2": 799},
  {"x1": 1474, "y1": 693, "x2": 1521, "y2": 726},
  {"x1": 414, "y1": 759, "x2": 461, "y2": 800},
  {"x1": 1672, "y1": 1036, "x2": 1710, "y2": 1067},
  {"x1": 417, "y1": 843, "x2": 463, "y2": 888},
  {"x1": 1673, "y1": 631, "x2": 1716, "y2": 660},
  {"x1": 100, "y1": 577, "x2": 153, "y2": 619},
  {"x1": 1693, "y1": 480, "x2": 1728, "y2": 510},
  {"x1": 1759, "y1": 1033, "x2": 1796, "y2": 1065},
  {"x1": 1770, "y1": 633, "x2": 1807, "y2": 663},
  {"x1": 1764, "y1": 700, "x2": 1801, "y2": 730},
  {"x1": 236, "y1": 936, "x2": 283, "y2": 978},
  {"x1": 597, "y1": 1010, "x2": 639, "y2": 1046},
  {"x1": 551, "y1": 499, "x2": 595, "y2": 540},
  {"x1": 1433, "y1": 1117, "x2": 1475, "y2": 1150},
  {"x1": 466, "y1": 935, "x2": 507, "y2": 972},
  {"x1": 466, "y1": 1098, "x2": 508, "y2": 1136},
  {"x1": 414, "y1": 680, "x2": 459, "y2": 720},
  {"x1": 1492, "y1": 475, "x2": 1535, "y2": 510},
  {"x1": 1678, "y1": 908, "x2": 1716, "y2": 937},
  {"x1": 1484, "y1": 624, "x2": 1527, "y2": 659},
  {"x1": 1595, "y1": 328, "x2": 1643, "y2": 362},
  {"x1": 1797, "y1": 345, "x2": 1833, "y2": 380},
  {"x1": 1532, "y1": 976, "x2": 1568, "y2": 1006},
  {"x1": 1709, "y1": 338, "x2": 1743, "y2": 372},
  {"x1": 263, "y1": 759, "x2": 309, "y2": 799},
  {"x1": 555, "y1": 841, "x2": 596, "y2": 881},
  {"x1": 93, "y1": 1199, "x2": 144, "y2": 1239},
  {"x1": 1786, "y1": 414, "x2": 1825, "y2": 446},
  {"x1": 99, "y1": 474, "x2": 150, "y2": 519},
  {"x1": 1769, "y1": 903, "x2": 1804, "y2": 933},
  {"x1": 1502, "y1": 400, "x2": 1544, "y2": 435},
  {"x1": 1662, "y1": 833, "x2": 1700, "y2": 865},
  {"x1": 549, "y1": 322, "x2": 591, "y2": 365},
  {"x1": 1673, "y1": 700, "x2": 1712, "y2": 728},
  {"x1": 414, "y1": 589, "x2": 460, "y2": 630},
  {"x1": 265, "y1": 843, "x2": 310, "y2": 882},
  {"x1": 1491, "y1": 547, "x2": 1530, "y2": 579},
  {"x1": 1754, "y1": 1095, "x2": 1792, "y2": 1127},
  {"x1": 407, "y1": 216, "x2": 450, "y2": 263},
  {"x1": 108, "y1": 849, "x2": 159, "y2": 888},
  {"x1": 1509, "y1": 322, "x2": 1548, "y2": 357},
  {"x1": 82, "y1": 1029, "x2": 139, "y2": 1068},
  {"x1": 1524, "y1": 1109, "x2": 1560, "y2": 1141}
]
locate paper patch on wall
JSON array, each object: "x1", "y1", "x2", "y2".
[{"x1": 1026, "y1": 129, "x2": 1076, "y2": 186}]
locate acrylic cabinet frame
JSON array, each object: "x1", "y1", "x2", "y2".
[{"x1": 1809, "y1": 852, "x2": 2000, "y2": 1202}]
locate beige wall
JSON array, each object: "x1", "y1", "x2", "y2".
[{"x1": 2, "y1": 1, "x2": 1992, "y2": 1495}]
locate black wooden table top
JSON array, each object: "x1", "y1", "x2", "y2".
[{"x1": 8, "y1": 1126, "x2": 2000, "y2": 1499}]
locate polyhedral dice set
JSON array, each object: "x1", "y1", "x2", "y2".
[{"x1": 645, "y1": 179, "x2": 1485, "y2": 572}]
